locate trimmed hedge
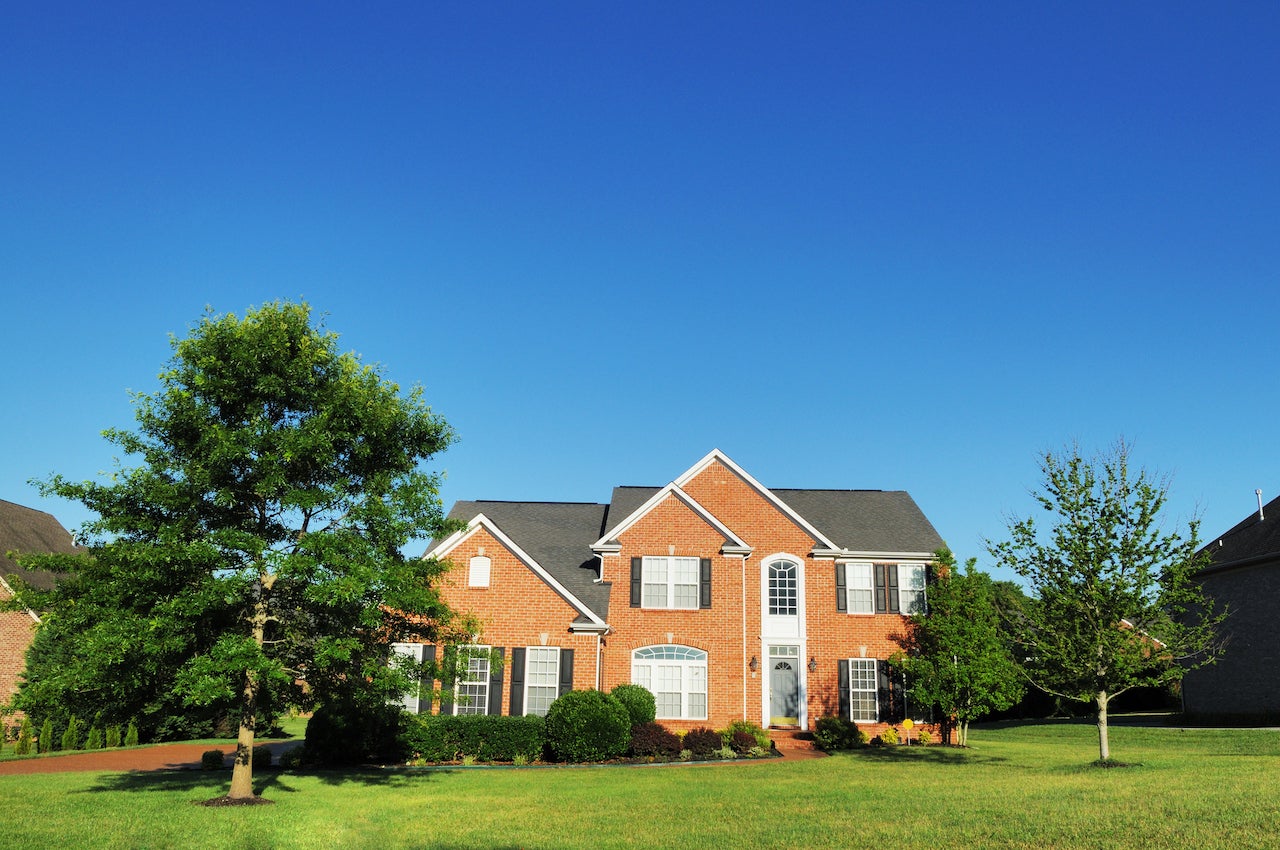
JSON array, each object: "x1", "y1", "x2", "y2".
[
  {"x1": 545, "y1": 690, "x2": 631, "y2": 763},
  {"x1": 305, "y1": 699, "x2": 406, "y2": 766},
  {"x1": 813, "y1": 716, "x2": 869, "y2": 752},
  {"x1": 402, "y1": 714, "x2": 546, "y2": 763},
  {"x1": 609, "y1": 684, "x2": 657, "y2": 727},
  {"x1": 682, "y1": 727, "x2": 722, "y2": 759}
]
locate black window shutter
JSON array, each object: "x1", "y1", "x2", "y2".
[
  {"x1": 878, "y1": 660, "x2": 904, "y2": 723},
  {"x1": 559, "y1": 648, "x2": 575, "y2": 696},
  {"x1": 874, "y1": 564, "x2": 888, "y2": 613},
  {"x1": 699, "y1": 558, "x2": 712, "y2": 609},
  {"x1": 421, "y1": 645, "x2": 437, "y2": 714},
  {"x1": 630, "y1": 558, "x2": 643, "y2": 607},
  {"x1": 835, "y1": 564, "x2": 847, "y2": 612},
  {"x1": 887, "y1": 565, "x2": 900, "y2": 614},
  {"x1": 488, "y1": 648, "x2": 505, "y2": 716},
  {"x1": 838, "y1": 660, "x2": 850, "y2": 720},
  {"x1": 509, "y1": 647, "x2": 526, "y2": 716}
]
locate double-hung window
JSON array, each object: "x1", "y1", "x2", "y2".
[
  {"x1": 899, "y1": 564, "x2": 926, "y2": 614},
  {"x1": 845, "y1": 563, "x2": 874, "y2": 614},
  {"x1": 453, "y1": 646, "x2": 490, "y2": 716},
  {"x1": 642, "y1": 556, "x2": 700, "y2": 609},
  {"x1": 632, "y1": 645, "x2": 708, "y2": 720},
  {"x1": 523, "y1": 647, "x2": 560, "y2": 717},
  {"x1": 847, "y1": 659, "x2": 878, "y2": 723}
]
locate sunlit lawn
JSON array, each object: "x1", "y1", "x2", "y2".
[{"x1": 2, "y1": 719, "x2": 1277, "y2": 850}]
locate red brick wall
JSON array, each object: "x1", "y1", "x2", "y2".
[
  {"x1": 0, "y1": 583, "x2": 37, "y2": 721},
  {"x1": 430, "y1": 527, "x2": 598, "y2": 712}
]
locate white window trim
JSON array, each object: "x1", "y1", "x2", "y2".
[
  {"x1": 899, "y1": 563, "x2": 927, "y2": 615},
  {"x1": 523, "y1": 646, "x2": 561, "y2": 718},
  {"x1": 452, "y1": 645, "x2": 491, "y2": 716},
  {"x1": 767, "y1": 559, "x2": 799, "y2": 616},
  {"x1": 640, "y1": 555, "x2": 701, "y2": 610},
  {"x1": 845, "y1": 561, "x2": 875, "y2": 616},
  {"x1": 848, "y1": 658, "x2": 879, "y2": 724},
  {"x1": 631, "y1": 645, "x2": 708, "y2": 721}
]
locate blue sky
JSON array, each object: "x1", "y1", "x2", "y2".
[{"x1": 4, "y1": 3, "x2": 1278, "y2": 585}]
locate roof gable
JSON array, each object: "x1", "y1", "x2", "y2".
[
  {"x1": 0, "y1": 499, "x2": 79, "y2": 592},
  {"x1": 1201, "y1": 493, "x2": 1280, "y2": 573},
  {"x1": 591, "y1": 483, "x2": 751, "y2": 556}
]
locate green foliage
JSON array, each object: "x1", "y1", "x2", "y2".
[
  {"x1": 252, "y1": 745, "x2": 273, "y2": 768},
  {"x1": 891, "y1": 548, "x2": 1025, "y2": 746},
  {"x1": 278, "y1": 745, "x2": 307, "y2": 770},
  {"x1": 628, "y1": 721, "x2": 682, "y2": 758},
  {"x1": 402, "y1": 714, "x2": 546, "y2": 763},
  {"x1": 814, "y1": 716, "x2": 869, "y2": 752},
  {"x1": 719, "y1": 719, "x2": 770, "y2": 750},
  {"x1": 609, "y1": 683, "x2": 657, "y2": 726},
  {"x1": 104, "y1": 725, "x2": 121, "y2": 748},
  {"x1": 918, "y1": 729, "x2": 933, "y2": 745},
  {"x1": 124, "y1": 720, "x2": 139, "y2": 747},
  {"x1": 304, "y1": 698, "x2": 406, "y2": 766},
  {"x1": 16, "y1": 717, "x2": 33, "y2": 755},
  {"x1": 9, "y1": 302, "x2": 468, "y2": 798},
  {"x1": 39, "y1": 718, "x2": 53, "y2": 753},
  {"x1": 544, "y1": 690, "x2": 631, "y2": 762},
  {"x1": 86, "y1": 726, "x2": 103, "y2": 749},
  {"x1": 201, "y1": 750, "x2": 226, "y2": 770},
  {"x1": 988, "y1": 441, "x2": 1228, "y2": 760},
  {"x1": 682, "y1": 726, "x2": 722, "y2": 758},
  {"x1": 880, "y1": 726, "x2": 900, "y2": 745},
  {"x1": 61, "y1": 715, "x2": 81, "y2": 751}
]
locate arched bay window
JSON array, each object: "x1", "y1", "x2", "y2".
[{"x1": 631, "y1": 645, "x2": 708, "y2": 720}]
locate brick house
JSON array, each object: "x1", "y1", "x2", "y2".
[
  {"x1": 0, "y1": 500, "x2": 78, "y2": 716},
  {"x1": 1181, "y1": 492, "x2": 1280, "y2": 722},
  {"x1": 408, "y1": 450, "x2": 946, "y2": 735}
]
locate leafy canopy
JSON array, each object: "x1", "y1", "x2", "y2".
[{"x1": 12, "y1": 301, "x2": 471, "y2": 797}]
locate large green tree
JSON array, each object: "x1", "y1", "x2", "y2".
[
  {"x1": 892, "y1": 549, "x2": 1024, "y2": 746},
  {"x1": 11, "y1": 302, "x2": 470, "y2": 800},
  {"x1": 987, "y1": 441, "x2": 1226, "y2": 762}
]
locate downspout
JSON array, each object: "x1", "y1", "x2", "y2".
[
  {"x1": 596, "y1": 631, "x2": 603, "y2": 691},
  {"x1": 741, "y1": 553, "x2": 750, "y2": 720}
]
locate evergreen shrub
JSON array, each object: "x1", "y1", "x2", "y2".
[
  {"x1": 16, "y1": 718, "x2": 32, "y2": 755},
  {"x1": 86, "y1": 727, "x2": 103, "y2": 749},
  {"x1": 39, "y1": 719, "x2": 53, "y2": 753},
  {"x1": 544, "y1": 690, "x2": 630, "y2": 762},
  {"x1": 305, "y1": 699, "x2": 405, "y2": 766},
  {"x1": 105, "y1": 725, "x2": 122, "y2": 748},
  {"x1": 609, "y1": 683, "x2": 657, "y2": 726},
  {"x1": 124, "y1": 721, "x2": 139, "y2": 747},
  {"x1": 252, "y1": 745, "x2": 273, "y2": 768},
  {"x1": 201, "y1": 750, "x2": 226, "y2": 770},
  {"x1": 61, "y1": 715, "x2": 81, "y2": 751}
]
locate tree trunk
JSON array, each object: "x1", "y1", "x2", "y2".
[
  {"x1": 1096, "y1": 690, "x2": 1110, "y2": 762},
  {"x1": 227, "y1": 669, "x2": 259, "y2": 799},
  {"x1": 227, "y1": 576, "x2": 272, "y2": 800}
]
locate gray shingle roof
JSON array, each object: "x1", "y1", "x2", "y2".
[
  {"x1": 428, "y1": 500, "x2": 612, "y2": 622},
  {"x1": 1200, "y1": 493, "x2": 1280, "y2": 572},
  {"x1": 430, "y1": 480, "x2": 945, "y2": 624},
  {"x1": 0, "y1": 499, "x2": 79, "y2": 592}
]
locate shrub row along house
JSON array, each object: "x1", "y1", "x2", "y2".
[{"x1": 400, "y1": 450, "x2": 946, "y2": 736}]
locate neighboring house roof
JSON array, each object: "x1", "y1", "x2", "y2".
[
  {"x1": 1199, "y1": 493, "x2": 1280, "y2": 574},
  {"x1": 425, "y1": 450, "x2": 946, "y2": 625},
  {"x1": 0, "y1": 499, "x2": 79, "y2": 594}
]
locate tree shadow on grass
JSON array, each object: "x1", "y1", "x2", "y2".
[
  {"x1": 838, "y1": 746, "x2": 1009, "y2": 767},
  {"x1": 79, "y1": 766, "x2": 458, "y2": 797}
]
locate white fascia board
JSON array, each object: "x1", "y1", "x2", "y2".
[
  {"x1": 428, "y1": 514, "x2": 608, "y2": 628},
  {"x1": 836, "y1": 551, "x2": 938, "y2": 562},
  {"x1": 674, "y1": 448, "x2": 841, "y2": 551},
  {"x1": 0, "y1": 575, "x2": 41, "y2": 623},
  {"x1": 590, "y1": 483, "x2": 751, "y2": 554}
]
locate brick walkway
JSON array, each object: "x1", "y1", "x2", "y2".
[{"x1": 0, "y1": 740, "x2": 297, "y2": 776}]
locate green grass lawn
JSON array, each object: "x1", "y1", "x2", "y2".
[{"x1": 2, "y1": 719, "x2": 1277, "y2": 850}]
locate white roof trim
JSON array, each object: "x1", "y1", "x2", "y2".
[
  {"x1": 673, "y1": 448, "x2": 841, "y2": 551},
  {"x1": 427, "y1": 514, "x2": 607, "y2": 628},
  {"x1": 835, "y1": 551, "x2": 938, "y2": 562},
  {"x1": 0, "y1": 575, "x2": 41, "y2": 624},
  {"x1": 591, "y1": 483, "x2": 751, "y2": 554}
]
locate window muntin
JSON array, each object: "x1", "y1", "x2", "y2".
[
  {"x1": 848, "y1": 659, "x2": 878, "y2": 723},
  {"x1": 899, "y1": 564, "x2": 926, "y2": 614},
  {"x1": 641, "y1": 556, "x2": 700, "y2": 609},
  {"x1": 846, "y1": 563, "x2": 874, "y2": 614},
  {"x1": 768, "y1": 560, "x2": 798, "y2": 616},
  {"x1": 524, "y1": 647, "x2": 560, "y2": 717},
  {"x1": 631, "y1": 645, "x2": 708, "y2": 720},
  {"x1": 453, "y1": 646, "x2": 490, "y2": 716}
]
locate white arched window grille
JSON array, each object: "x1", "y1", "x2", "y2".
[{"x1": 631, "y1": 645, "x2": 708, "y2": 720}]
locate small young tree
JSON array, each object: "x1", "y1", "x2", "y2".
[
  {"x1": 61, "y1": 715, "x2": 80, "y2": 751},
  {"x1": 988, "y1": 441, "x2": 1227, "y2": 762},
  {"x1": 39, "y1": 718, "x2": 53, "y2": 753},
  {"x1": 892, "y1": 549, "x2": 1024, "y2": 746},
  {"x1": 16, "y1": 717, "x2": 33, "y2": 755},
  {"x1": 124, "y1": 720, "x2": 139, "y2": 747}
]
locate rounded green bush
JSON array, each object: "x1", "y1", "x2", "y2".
[
  {"x1": 201, "y1": 749, "x2": 226, "y2": 770},
  {"x1": 544, "y1": 690, "x2": 630, "y2": 762},
  {"x1": 609, "y1": 683, "x2": 657, "y2": 727}
]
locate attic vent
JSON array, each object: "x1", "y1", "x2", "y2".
[{"x1": 1257, "y1": 489, "x2": 1265, "y2": 522}]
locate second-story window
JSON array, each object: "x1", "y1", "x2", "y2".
[
  {"x1": 641, "y1": 556, "x2": 700, "y2": 609},
  {"x1": 768, "y1": 559, "x2": 798, "y2": 615}
]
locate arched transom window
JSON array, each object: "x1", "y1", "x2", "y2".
[{"x1": 631, "y1": 645, "x2": 708, "y2": 720}]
